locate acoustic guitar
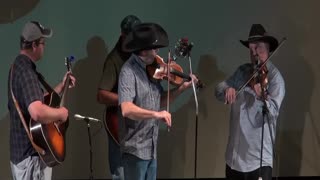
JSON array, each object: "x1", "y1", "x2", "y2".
[
  {"x1": 29, "y1": 57, "x2": 73, "y2": 167},
  {"x1": 104, "y1": 106, "x2": 120, "y2": 145}
]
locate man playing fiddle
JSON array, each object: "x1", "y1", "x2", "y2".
[
  {"x1": 118, "y1": 22, "x2": 198, "y2": 180},
  {"x1": 215, "y1": 24, "x2": 285, "y2": 180}
]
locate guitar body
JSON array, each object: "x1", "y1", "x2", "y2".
[
  {"x1": 104, "y1": 106, "x2": 120, "y2": 145},
  {"x1": 29, "y1": 91, "x2": 69, "y2": 167}
]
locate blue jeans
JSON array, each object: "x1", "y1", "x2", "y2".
[
  {"x1": 122, "y1": 153, "x2": 157, "y2": 180},
  {"x1": 107, "y1": 133, "x2": 124, "y2": 180}
]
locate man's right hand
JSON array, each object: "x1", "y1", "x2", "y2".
[
  {"x1": 58, "y1": 107, "x2": 69, "y2": 123},
  {"x1": 155, "y1": 110, "x2": 171, "y2": 127},
  {"x1": 225, "y1": 87, "x2": 236, "y2": 104}
]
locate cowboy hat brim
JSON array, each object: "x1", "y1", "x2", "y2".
[{"x1": 240, "y1": 35, "x2": 279, "y2": 52}]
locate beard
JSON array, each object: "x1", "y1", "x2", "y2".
[
  {"x1": 143, "y1": 58, "x2": 154, "y2": 65},
  {"x1": 141, "y1": 54, "x2": 155, "y2": 65}
]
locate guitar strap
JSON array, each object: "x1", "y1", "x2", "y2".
[
  {"x1": 9, "y1": 65, "x2": 48, "y2": 155},
  {"x1": 36, "y1": 71, "x2": 56, "y2": 94}
]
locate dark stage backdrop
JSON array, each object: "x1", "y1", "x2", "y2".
[{"x1": 1, "y1": 0, "x2": 319, "y2": 179}]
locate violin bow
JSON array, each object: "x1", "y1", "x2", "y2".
[{"x1": 167, "y1": 50, "x2": 171, "y2": 132}]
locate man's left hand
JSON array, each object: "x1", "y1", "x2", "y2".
[
  {"x1": 179, "y1": 74, "x2": 198, "y2": 91},
  {"x1": 62, "y1": 71, "x2": 76, "y2": 88},
  {"x1": 253, "y1": 83, "x2": 262, "y2": 97}
]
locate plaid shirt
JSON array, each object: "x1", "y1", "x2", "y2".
[
  {"x1": 118, "y1": 54, "x2": 163, "y2": 160},
  {"x1": 7, "y1": 54, "x2": 44, "y2": 164}
]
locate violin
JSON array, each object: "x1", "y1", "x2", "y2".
[
  {"x1": 146, "y1": 55, "x2": 204, "y2": 88},
  {"x1": 249, "y1": 60, "x2": 268, "y2": 99}
]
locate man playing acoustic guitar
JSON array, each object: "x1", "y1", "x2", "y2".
[{"x1": 8, "y1": 21, "x2": 75, "y2": 180}]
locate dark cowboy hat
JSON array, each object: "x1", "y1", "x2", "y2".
[
  {"x1": 240, "y1": 24, "x2": 278, "y2": 52},
  {"x1": 122, "y1": 22, "x2": 169, "y2": 52}
]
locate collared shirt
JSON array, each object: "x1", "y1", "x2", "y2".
[
  {"x1": 118, "y1": 54, "x2": 163, "y2": 160},
  {"x1": 215, "y1": 61, "x2": 285, "y2": 172},
  {"x1": 7, "y1": 54, "x2": 44, "y2": 164}
]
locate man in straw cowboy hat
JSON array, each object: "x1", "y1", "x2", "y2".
[
  {"x1": 117, "y1": 22, "x2": 198, "y2": 180},
  {"x1": 215, "y1": 24, "x2": 285, "y2": 180}
]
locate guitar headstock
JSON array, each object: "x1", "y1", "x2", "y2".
[
  {"x1": 174, "y1": 37, "x2": 193, "y2": 58},
  {"x1": 65, "y1": 56, "x2": 75, "y2": 72}
]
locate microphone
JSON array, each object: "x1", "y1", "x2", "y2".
[
  {"x1": 74, "y1": 114, "x2": 101, "y2": 122},
  {"x1": 174, "y1": 38, "x2": 194, "y2": 58}
]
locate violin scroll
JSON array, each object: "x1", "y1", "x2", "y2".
[{"x1": 146, "y1": 55, "x2": 204, "y2": 89}]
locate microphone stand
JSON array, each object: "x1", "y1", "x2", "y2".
[
  {"x1": 258, "y1": 86, "x2": 268, "y2": 180},
  {"x1": 175, "y1": 38, "x2": 198, "y2": 179},
  {"x1": 259, "y1": 87, "x2": 277, "y2": 180},
  {"x1": 256, "y1": 40, "x2": 287, "y2": 180},
  {"x1": 187, "y1": 52, "x2": 199, "y2": 180},
  {"x1": 84, "y1": 118, "x2": 94, "y2": 180},
  {"x1": 258, "y1": 68, "x2": 277, "y2": 180}
]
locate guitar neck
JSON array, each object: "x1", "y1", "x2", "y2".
[{"x1": 59, "y1": 76, "x2": 71, "y2": 107}]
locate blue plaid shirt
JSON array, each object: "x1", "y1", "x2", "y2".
[
  {"x1": 215, "y1": 61, "x2": 285, "y2": 172},
  {"x1": 118, "y1": 54, "x2": 163, "y2": 160},
  {"x1": 8, "y1": 54, "x2": 44, "y2": 164}
]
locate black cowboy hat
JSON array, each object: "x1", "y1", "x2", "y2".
[
  {"x1": 122, "y1": 22, "x2": 169, "y2": 52},
  {"x1": 240, "y1": 24, "x2": 278, "y2": 52}
]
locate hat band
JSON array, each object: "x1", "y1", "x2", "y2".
[{"x1": 248, "y1": 35, "x2": 264, "y2": 39}]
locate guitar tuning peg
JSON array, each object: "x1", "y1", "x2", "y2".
[{"x1": 65, "y1": 55, "x2": 75, "y2": 61}]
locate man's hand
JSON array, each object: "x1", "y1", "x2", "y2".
[
  {"x1": 54, "y1": 107, "x2": 69, "y2": 125},
  {"x1": 155, "y1": 110, "x2": 171, "y2": 127},
  {"x1": 179, "y1": 74, "x2": 199, "y2": 91},
  {"x1": 62, "y1": 72, "x2": 76, "y2": 88},
  {"x1": 253, "y1": 83, "x2": 262, "y2": 98},
  {"x1": 58, "y1": 107, "x2": 69, "y2": 123},
  {"x1": 225, "y1": 87, "x2": 236, "y2": 104}
]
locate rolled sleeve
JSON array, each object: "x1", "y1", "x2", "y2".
[
  {"x1": 215, "y1": 66, "x2": 242, "y2": 102},
  {"x1": 118, "y1": 67, "x2": 136, "y2": 104}
]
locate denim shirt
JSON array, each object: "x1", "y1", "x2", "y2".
[
  {"x1": 215, "y1": 61, "x2": 285, "y2": 172},
  {"x1": 118, "y1": 54, "x2": 163, "y2": 160}
]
